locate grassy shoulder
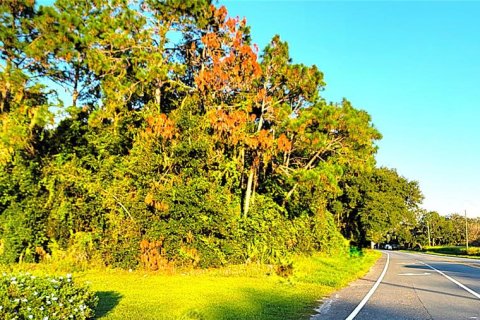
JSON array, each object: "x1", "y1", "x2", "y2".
[
  {"x1": 1, "y1": 250, "x2": 380, "y2": 320},
  {"x1": 84, "y1": 250, "x2": 380, "y2": 320},
  {"x1": 414, "y1": 245, "x2": 480, "y2": 259}
]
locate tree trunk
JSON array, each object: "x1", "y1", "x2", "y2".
[
  {"x1": 242, "y1": 91, "x2": 268, "y2": 218},
  {"x1": 243, "y1": 168, "x2": 254, "y2": 218},
  {"x1": 1, "y1": 59, "x2": 12, "y2": 112},
  {"x1": 155, "y1": 85, "x2": 161, "y2": 111},
  {"x1": 72, "y1": 65, "x2": 80, "y2": 108},
  {"x1": 251, "y1": 172, "x2": 257, "y2": 206}
]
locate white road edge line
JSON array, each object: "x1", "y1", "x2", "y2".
[
  {"x1": 421, "y1": 261, "x2": 480, "y2": 300},
  {"x1": 345, "y1": 252, "x2": 390, "y2": 320}
]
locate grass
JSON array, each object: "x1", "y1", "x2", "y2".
[
  {"x1": 420, "y1": 245, "x2": 480, "y2": 258},
  {"x1": 2, "y1": 250, "x2": 381, "y2": 320}
]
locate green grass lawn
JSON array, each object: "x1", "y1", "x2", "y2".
[
  {"x1": 420, "y1": 245, "x2": 480, "y2": 258},
  {"x1": 78, "y1": 250, "x2": 380, "y2": 320},
  {"x1": 2, "y1": 250, "x2": 380, "y2": 320}
]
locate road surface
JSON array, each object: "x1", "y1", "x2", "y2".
[{"x1": 312, "y1": 251, "x2": 480, "y2": 320}]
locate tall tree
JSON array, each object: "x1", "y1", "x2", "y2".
[
  {"x1": 0, "y1": 0, "x2": 412, "y2": 267},
  {"x1": 330, "y1": 167, "x2": 423, "y2": 246}
]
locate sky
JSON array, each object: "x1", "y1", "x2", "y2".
[
  {"x1": 34, "y1": 0, "x2": 480, "y2": 217},
  {"x1": 220, "y1": 0, "x2": 480, "y2": 217}
]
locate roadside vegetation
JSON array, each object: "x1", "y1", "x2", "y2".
[
  {"x1": 410, "y1": 212, "x2": 480, "y2": 249},
  {"x1": 0, "y1": 0, "x2": 421, "y2": 271},
  {"x1": 420, "y1": 246, "x2": 480, "y2": 258},
  {"x1": 2, "y1": 250, "x2": 380, "y2": 319},
  {"x1": 1, "y1": 0, "x2": 479, "y2": 318}
]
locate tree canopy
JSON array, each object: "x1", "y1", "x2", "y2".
[{"x1": 0, "y1": 0, "x2": 431, "y2": 268}]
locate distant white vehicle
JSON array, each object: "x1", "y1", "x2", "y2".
[{"x1": 385, "y1": 244, "x2": 393, "y2": 250}]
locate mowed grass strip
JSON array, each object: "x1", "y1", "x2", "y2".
[
  {"x1": 420, "y1": 245, "x2": 480, "y2": 258},
  {"x1": 76, "y1": 250, "x2": 380, "y2": 320}
]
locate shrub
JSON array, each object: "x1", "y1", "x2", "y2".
[
  {"x1": 466, "y1": 247, "x2": 480, "y2": 256},
  {"x1": 349, "y1": 246, "x2": 364, "y2": 258},
  {"x1": 0, "y1": 272, "x2": 98, "y2": 319},
  {"x1": 38, "y1": 233, "x2": 104, "y2": 272}
]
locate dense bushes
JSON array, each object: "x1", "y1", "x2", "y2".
[{"x1": 0, "y1": 273, "x2": 98, "y2": 319}]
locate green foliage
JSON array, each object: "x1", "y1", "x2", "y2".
[
  {"x1": 330, "y1": 167, "x2": 423, "y2": 246},
  {"x1": 0, "y1": 272, "x2": 98, "y2": 319},
  {"x1": 414, "y1": 212, "x2": 480, "y2": 247},
  {"x1": 0, "y1": 0, "x2": 404, "y2": 269},
  {"x1": 349, "y1": 246, "x2": 364, "y2": 258},
  {"x1": 466, "y1": 247, "x2": 480, "y2": 256},
  {"x1": 421, "y1": 245, "x2": 480, "y2": 257},
  {"x1": 0, "y1": 158, "x2": 50, "y2": 264}
]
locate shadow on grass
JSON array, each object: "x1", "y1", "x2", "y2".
[
  {"x1": 427, "y1": 246, "x2": 465, "y2": 255},
  {"x1": 205, "y1": 287, "x2": 315, "y2": 320},
  {"x1": 95, "y1": 291, "x2": 123, "y2": 318}
]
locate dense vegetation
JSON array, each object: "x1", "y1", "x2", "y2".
[
  {"x1": 1, "y1": 251, "x2": 378, "y2": 320},
  {"x1": 421, "y1": 245, "x2": 480, "y2": 257},
  {"x1": 413, "y1": 212, "x2": 480, "y2": 248},
  {"x1": 2, "y1": 0, "x2": 470, "y2": 271},
  {"x1": 0, "y1": 251, "x2": 379, "y2": 319}
]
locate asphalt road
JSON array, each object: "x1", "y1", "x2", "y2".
[{"x1": 312, "y1": 251, "x2": 480, "y2": 320}]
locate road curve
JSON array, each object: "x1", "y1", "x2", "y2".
[{"x1": 312, "y1": 251, "x2": 480, "y2": 320}]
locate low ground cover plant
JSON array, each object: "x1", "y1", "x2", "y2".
[{"x1": 0, "y1": 272, "x2": 98, "y2": 319}]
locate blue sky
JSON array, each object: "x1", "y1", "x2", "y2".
[{"x1": 221, "y1": 1, "x2": 480, "y2": 217}]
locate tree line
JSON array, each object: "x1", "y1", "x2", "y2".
[
  {"x1": 0, "y1": 0, "x2": 465, "y2": 269},
  {"x1": 413, "y1": 212, "x2": 480, "y2": 248}
]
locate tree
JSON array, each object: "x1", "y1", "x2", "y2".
[
  {"x1": 330, "y1": 167, "x2": 423, "y2": 246},
  {"x1": 0, "y1": 0, "x2": 416, "y2": 267},
  {"x1": 0, "y1": 0, "x2": 57, "y2": 262}
]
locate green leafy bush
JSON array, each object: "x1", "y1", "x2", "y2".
[
  {"x1": 466, "y1": 247, "x2": 480, "y2": 256},
  {"x1": 0, "y1": 273, "x2": 98, "y2": 319},
  {"x1": 349, "y1": 246, "x2": 364, "y2": 258}
]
